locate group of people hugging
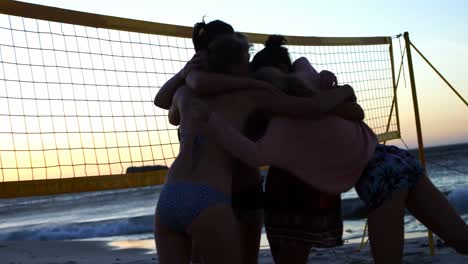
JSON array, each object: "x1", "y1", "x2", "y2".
[{"x1": 153, "y1": 20, "x2": 468, "y2": 264}]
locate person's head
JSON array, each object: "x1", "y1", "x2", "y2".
[
  {"x1": 251, "y1": 35, "x2": 292, "y2": 73},
  {"x1": 206, "y1": 32, "x2": 251, "y2": 75},
  {"x1": 192, "y1": 19, "x2": 235, "y2": 53}
]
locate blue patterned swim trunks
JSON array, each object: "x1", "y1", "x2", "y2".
[{"x1": 355, "y1": 144, "x2": 424, "y2": 209}]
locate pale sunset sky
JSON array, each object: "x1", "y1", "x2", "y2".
[{"x1": 21, "y1": 0, "x2": 467, "y2": 148}]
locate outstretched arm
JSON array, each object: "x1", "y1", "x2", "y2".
[
  {"x1": 251, "y1": 85, "x2": 355, "y2": 118},
  {"x1": 200, "y1": 87, "x2": 355, "y2": 168},
  {"x1": 188, "y1": 70, "x2": 355, "y2": 119},
  {"x1": 202, "y1": 101, "x2": 362, "y2": 171},
  {"x1": 199, "y1": 93, "x2": 359, "y2": 169},
  {"x1": 188, "y1": 64, "x2": 356, "y2": 119},
  {"x1": 186, "y1": 70, "x2": 279, "y2": 95},
  {"x1": 192, "y1": 88, "x2": 355, "y2": 168},
  {"x1": 247, "y1": 66, "x2": 353, "y2": 117}
]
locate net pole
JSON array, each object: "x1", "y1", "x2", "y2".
[
  {"x1": 404, "y1": 31, "x2": 435, "y2": 256},
  {"x1": 383, "y1": 41, "x2": 399, "y2": 145},
  {"x1": 384, "y1": 45, "x2": 406, "y2": 145},
  {"x1": 389, "y1": 41, "x2": 401, "y2": 136}
]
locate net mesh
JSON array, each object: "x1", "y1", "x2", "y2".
[
  {"x1": 0, "y1": 11, "x2": 399, "y2": 193},
  {"x1": 258, "y1": 43, "x2": 398, "y2": 137},
  {"x1": 0, "y1": 15, "x2": 189, "y2": 182}
]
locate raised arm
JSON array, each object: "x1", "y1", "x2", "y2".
[{"x1": 154, "y1": 53, "x2": 204, "y2": 109}]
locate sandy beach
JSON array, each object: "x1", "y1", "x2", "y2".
[{"x1": 2, "y1": 232, "x2": 467, "y2": 264}]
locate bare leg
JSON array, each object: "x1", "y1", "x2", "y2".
[
  {"x1": 268, "y1": 239, "x2": 280, "y2": 263},
  {"x1": 155, "y1": 214, "x2": 191, "y2": 264},
  {"x1": 238, "y1": 210, "x2": 263, "y2": 264},
  {"x1": 406, "y1": 175, "x2": 468, "y2": 254},
  {"x1": 191, "y1": 242, "x2": 202, "y2": 264},
  {"x1": 191, "y1": 210, "x2": 263, "y2": 264},
  {"x1": 367, "y1": 190, "x2": 407, "y2": 264},
  {"x1": 189, "y1": 204, "x2": 243, "y2": 264},
  {"x1": 268, "y1": 240, "x2": 311, "y2": 264},
  {"x1": 191, "y1": 209, "x2": 263, "y2": 264}
]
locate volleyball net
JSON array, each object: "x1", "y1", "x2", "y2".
[{"x1": 0, "y1": 0, "x2": 401, "y2": 198}]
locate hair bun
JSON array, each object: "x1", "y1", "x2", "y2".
[
  {"x1": 193, "y1": 22, "x2": 206, "y2": 36},
  {"x1": 265, "y1": 35, "x2": 287, "y2": 47}
]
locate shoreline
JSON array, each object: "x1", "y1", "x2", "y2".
[{"x1": 1, "y1": 232, "x2": 467, "y2": 263}]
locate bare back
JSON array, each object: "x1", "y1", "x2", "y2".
[{"x1": 167, "y1": 86, "x2": 257, "y2": 196}]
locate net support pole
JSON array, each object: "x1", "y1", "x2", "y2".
[
  {"x1": 389, "y1": 41, "x2": 401, "y2": 135},
  {"x1": 383, "y1": 40, "x2": 401, "y2": 145},
  {"x1": 404, "y1": 31, "x2": 435, "y2": 256}
]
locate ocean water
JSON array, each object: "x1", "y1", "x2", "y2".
[{"x1": 0, "y1": 143, "x2": 467, "y2": 242}]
